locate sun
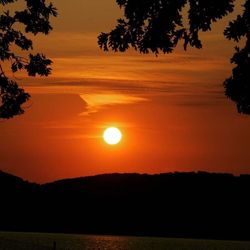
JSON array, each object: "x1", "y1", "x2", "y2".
[{"x1": 103, "y1": 127, "x2": 122, "y2": 145}]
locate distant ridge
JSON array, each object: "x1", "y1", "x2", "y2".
[{"x1": 1, "y1": 170, "x2": 250, "y2": 240}]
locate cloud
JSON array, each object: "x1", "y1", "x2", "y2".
[{"x1": 80, "y1": 93, "x2": 148, "y2": 115}]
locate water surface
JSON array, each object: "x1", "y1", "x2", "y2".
[{"x1": 1, "y1": 232, "x2": 250, "y2": 250}]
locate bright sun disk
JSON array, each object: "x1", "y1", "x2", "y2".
[{"x1": 103, "y1": 127, "x2": 122, "y2": 145}]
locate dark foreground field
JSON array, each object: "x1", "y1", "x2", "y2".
[
  {"x1": 1, "y1": 170, "x2": 250, "y2": 240},
  {"x1": 1, "y1": 232, "x2": 250, "y2": 250}
]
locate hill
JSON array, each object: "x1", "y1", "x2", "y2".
[{"x1": 1, "y1": 170, "x2": 250, "y2": 240}]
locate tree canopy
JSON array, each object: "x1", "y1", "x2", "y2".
[
  {"x1": 0, "y1": 0, "x2": 57, "y2": 119},
  {"x1": 98, "y1": 0, "x2": 250, "y2": 114}
]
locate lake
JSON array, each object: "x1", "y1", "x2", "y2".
[{"x1": 1, "y1": 232, "x2": 250, "y2": 250}]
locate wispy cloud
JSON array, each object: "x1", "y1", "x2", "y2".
[{"x1": 80, "y1": 93, "x2": 148, "y2": 115}]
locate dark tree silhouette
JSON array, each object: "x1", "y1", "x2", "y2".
[
  {"x1": 224, "y1": 0, "x2": 250, "y2": 114},
  {"x1": 0, "y1": 0, "x2": 57, "y2": 119},
  {"x1": 98, "y1": 0, "x2": 250, "y2": 114}
]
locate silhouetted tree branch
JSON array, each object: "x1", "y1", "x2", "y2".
[
  {"x1": 98, "y1": 0, "x2": 250, "y2": 114},
  {"x1": 224, "y1": 0, "x2": 250, "y2": 114},
  {"x1": 0, "y1": 0, "x2": 57, "y2": 119}
]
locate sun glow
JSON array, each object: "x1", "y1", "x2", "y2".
[{"x1": 103, "y1": 127, "x2": 122, "y2": 145}]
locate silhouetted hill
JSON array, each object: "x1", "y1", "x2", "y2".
[
  {"x1": 0, "y1": 170, "x2": 37, "y2": 189},
  {"x1": 1, "y1": 170, "x2": 250, "y2": 240}
]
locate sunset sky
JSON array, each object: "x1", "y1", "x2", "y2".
[{"x1": 1, "y1": 0, "x2": 250, "y2": 183}]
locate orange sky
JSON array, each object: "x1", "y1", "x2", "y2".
[{"x1": 1, "y1": 0, "x2": 250, "y2": 183}]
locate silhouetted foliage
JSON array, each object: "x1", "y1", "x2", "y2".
[
  {"x1": 224, "y1": 0, "x2": 250, "y2": 114},
  {"x1": 98, "y1": 0, "x2": 250, "y2": 114},
  {"x1": 1, "y1": 170, "x2": 250, "y2": 240},
  {"x1": 0, "y1": 0, "x2": 57, "y2": 119}
]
